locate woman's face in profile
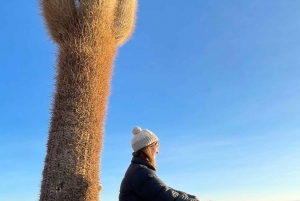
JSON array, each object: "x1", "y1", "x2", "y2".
[{"x1": 150, "y1": 142, "x2": 159, "y2": 159}]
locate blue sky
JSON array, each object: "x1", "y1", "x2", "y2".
[{"x1": 1, "y1": 1, "x2": 300, "y2": 201}]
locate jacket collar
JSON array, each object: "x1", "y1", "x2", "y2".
[{"x1": 131, "y1": 157, "x2": 156, "y2": 171}]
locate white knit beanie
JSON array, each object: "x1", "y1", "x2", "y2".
[{"x1": 131, "y1": 126, "x2": 159, "y2": 152}]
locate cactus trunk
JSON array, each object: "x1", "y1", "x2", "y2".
[{"x1": 39, "y1": 0, "x2": 137, "y2": 200}]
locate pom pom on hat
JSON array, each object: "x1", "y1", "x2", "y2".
[
  {"x1": 132, "y1": 126, "x2": 142, "y2": 135},
  {"x1": 131, "y1": 126, "x2": 158, "y2": 152}
]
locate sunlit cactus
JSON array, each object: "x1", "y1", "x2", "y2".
[{"x1": 39, "y1": 0, "x2": 137, "y2": 200}]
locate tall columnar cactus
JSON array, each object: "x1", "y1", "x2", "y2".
[{"x1": 39, "y1": 0, "x2": 137, "y2": 200}]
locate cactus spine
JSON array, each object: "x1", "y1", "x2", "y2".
[{"x1": 39, "y1": 0, "x2": 137, "y2": 200}]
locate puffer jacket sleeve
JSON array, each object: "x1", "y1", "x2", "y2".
[
  {"x1": 169, "y1": 188, "x2": 198, "y2": 199},
  {"x1": 131, "y1": 167, "x2": 198, "y2": 201}
]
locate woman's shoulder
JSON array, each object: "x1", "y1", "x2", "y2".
[
  {"x1": 125, "y1": 162, "x2": 159, "y2": 193},
  {"x1": 128, "y1": 161, "x2": 156, "y2": 181},
  {"x1": 131, "y1": 162, "x2": 155, "y2": 174}
]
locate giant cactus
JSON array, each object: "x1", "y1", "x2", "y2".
[{"x1": 39, "y1": 0, "x2": 137, "y2": 200}]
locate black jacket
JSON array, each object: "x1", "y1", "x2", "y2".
[{"x1": 119, "y1": 157, "x2": 198, "y2": 201}]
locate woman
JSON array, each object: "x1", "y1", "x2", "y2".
[{"x1": 119, "y1": 126, "x2": 200, "y2": 201}]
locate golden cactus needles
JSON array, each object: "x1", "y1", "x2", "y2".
[{"x1": 39, "y1": 0, "x2": 137, "y2": 200}]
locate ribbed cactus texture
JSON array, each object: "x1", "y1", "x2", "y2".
[{"x1": 39, "y1": 0, "x2": 137, "y2": 200}]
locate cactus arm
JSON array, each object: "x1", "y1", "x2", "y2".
[
  {"x1": 40, "y1": 0, "x2": 77, "y2": 44},
  {"x1": 41, "y1": 0, "x2": 77, "y2": 43},
  {"x1": 114, "y1": 0, "x2": 138, "y2": 46}
]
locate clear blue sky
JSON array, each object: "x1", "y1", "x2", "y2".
[{"x1": 1, "y1": 1, "x2": 300, "y2": 201}]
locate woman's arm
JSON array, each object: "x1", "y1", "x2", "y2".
[
  {"x1": 169, "y1": 188, "x2": 199, "y2": 200},
  {"x1": 132, "y1": 169, "x2": 198, "y2": 201}
]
